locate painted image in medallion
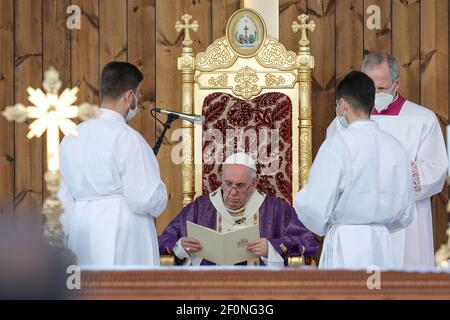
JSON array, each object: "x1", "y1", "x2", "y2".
[{"x1": 234, "y1": 15, "x2": 259, "y2": 48}]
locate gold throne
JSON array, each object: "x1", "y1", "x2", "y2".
[{"x1": 163, "y1": 9, "x2": 315, "y2": 267}]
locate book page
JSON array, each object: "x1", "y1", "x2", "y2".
[
  {"x1": 186, "y1": 221, "x2": 223, "y2": 264},
  {"x1": 223, "y1": 225, "x2": 259, "y2": 265},
  {"x1": 186, "y1": 221, "x2": 260, "y2": 265}
]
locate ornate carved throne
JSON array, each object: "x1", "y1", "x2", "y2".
[{"x1": 164, "y1": 9, "x2": 315, "y2": 266}]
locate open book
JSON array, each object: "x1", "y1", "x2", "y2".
[{"x1": 186, "y1": 221, "x2": 260, "y2": 265}]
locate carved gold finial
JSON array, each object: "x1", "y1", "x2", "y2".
[
  {"x1": 292, "y1": 14, "x2": 316, "y2": 48},
  {"x1": 175, "y1": 14, "x2": 199, "y2": 47},
  {"x1": 43, "y1": 67, "x2": 62, "y2": 94}
]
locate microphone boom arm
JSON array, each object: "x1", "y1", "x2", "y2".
[{"x1": 152, "y1": 113, "x2": 179, "y2": 156}]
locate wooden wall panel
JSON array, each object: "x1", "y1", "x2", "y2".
[
  {"x1": 43, "y1": 0, "x2": 71, "y2": 202},
  {"x1": 421, "y1": 0, "x2": 449, "y2": 251},
  {"x1": 155, "y1": 0, "x2": 185, "y2": 232},
  {"x1": 279, "y1": 0, "x2": 307, "y2": 53},
  {"x1": 43, "y1": 0, "x2": 71, "y2": 87},
  {"x1": 99, "y1": 0, "x2": 127, "y2": 67},
  {"x1": 0, "y1": 0, "x2": 15, "y2": 222},
  {"x1": 392, "y1": 0, "x2": 420, "y2": 104},
  {"x1": 155, "y1": 0, "x2": 213, "y2": 233},
  {"x1": 185, "y1": 0, "x2": 212, "y2": 54},
  {"x1": 14, "y1": 0, "x2": 43, "y2": 231},
  {"x1": 128, "y1": 0, "x2": 157, "y2": 148},
  {"x1": 212, "y1": 0, "x2": 240, "y2": 41},
  {"x1": 364, "y1": 0, "x2": 392, "y2": 54},
  {"x1": 71, "y1": 0, "x2": 99, "y2": 105},
  {"x1": 309, "y1": 0, "x2": 336, "y2": 157},
  {"x1": 336, "y1": 0, "x2": 364, "y2": 82}
]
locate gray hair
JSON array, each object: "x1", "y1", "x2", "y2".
[{"x1": 361, "y1": 52, "x2": 400, "y2": 82}]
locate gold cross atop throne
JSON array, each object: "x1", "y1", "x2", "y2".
[
  {"x1": 162, "y1": 9, "x2": 316, "y2": 267},
  {"x1": 176, "y1": 9, "x2": 315, "y2": 206}
]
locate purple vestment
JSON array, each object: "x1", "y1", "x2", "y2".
[{"x1": 158, "y1": 193, "x2": 319, "y2": 266}]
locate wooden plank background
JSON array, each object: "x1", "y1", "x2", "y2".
[{"x1": 0, "y1": 0, "x2": 449, "y2": 249}]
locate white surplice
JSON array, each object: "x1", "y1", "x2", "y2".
[
  {"x1": 327, "y1": 97, "x2": 448, "y2": 268},
  {"x1": 58, "y1": 108, "x2": 168, "y2": 266},
  {"x1": 295, "y1": 120, "x2": 415, "y2": 269}
]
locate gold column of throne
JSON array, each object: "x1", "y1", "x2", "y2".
[{"x1": 161, "y1": 9, "x2": 316, "y2": 267}]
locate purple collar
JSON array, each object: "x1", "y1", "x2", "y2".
[{"x1": 371, "y1": 95, "x2": 406, "y2": 116}]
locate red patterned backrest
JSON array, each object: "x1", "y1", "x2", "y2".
[{"x1": 201, "y1": 92, "x2": 293, "y2": 204}]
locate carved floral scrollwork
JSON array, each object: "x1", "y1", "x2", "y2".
[
  {"x1": 208, "y1": 74, "x2": 228, "y2": 87},
  {"x1": 297, "y1": 55, "x2": 314, "y2": 69},
  {"x1": 299, "y1": 82, "x2": 310, "y2": 95},
  {"x1": 265, "y1": 73, "x2": 285, "y2": 87},
  {"x1": 195, "y1": 37, "x2": 237, "y2": 72},
  {"x1": 256, "y1": 37, "x2": 297, "y2": 71},
  {"x1": 233, "y1": 66, "x2": 260, "y2": 99},
  {"x1": 299, "y1": 128, "x2": 312, "y2": 188},
  {"x1": 182, "y1": 163, "x2": 194, "y2": 185}
]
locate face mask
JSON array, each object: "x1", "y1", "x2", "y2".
[
  {"x1": 336, "y1": 99, "x2": 349, "y2": 129},
  {"x1": 374, "y1": 80, "x2": 398, "y2": 113},
  {"x1": 125, "y1": 91, "x2": 139, "y2": 122}
]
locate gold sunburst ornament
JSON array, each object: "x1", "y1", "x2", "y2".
[
  {"x1": 435, "y1": 175, "x2": 450, "y2": 269},
  {"x1": 3, "y1": 67, "x2": 99, "y2": 170},
  {"x1": 2, "y1": 67, "x2": 99, "y2": 264}
]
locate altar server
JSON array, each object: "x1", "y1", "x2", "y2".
[
  {"x1": 58, "y1": 62, "x2": 167, "y2": 266},
  {"x1": 327, "y1": 53, "x2": 448, "y2": 268},
  {"x1": 295, "y1": 71, "x2": 415, "y2": 269}
]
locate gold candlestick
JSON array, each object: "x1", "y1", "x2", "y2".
[{"x1": 2, "y1": 67, "x2": 99, "y2": 264}]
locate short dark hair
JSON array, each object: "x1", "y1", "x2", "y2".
[
  {"x1": 336, "y1": 71, "x2": 375, "y2": 115},
  {"x1": 100, "y1": 62, "x2": 143, "y2": 102}
]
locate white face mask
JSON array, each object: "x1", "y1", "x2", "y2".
[
  {"x1": 374, "y1": 80, "x2": 398, "y2": 113},
  {"x1": 125, "y1": 91, "x2": 139, "y2": 122},
  {"x1": 336, "y1": 99, "x2": 349, "y2": 129}
]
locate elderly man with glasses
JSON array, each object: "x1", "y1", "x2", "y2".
[{"x1": 158, "y1": 152, "x2": 318, "y2": 266}]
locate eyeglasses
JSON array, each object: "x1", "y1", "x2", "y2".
[
  {"x1": 222, "y1": 181, "x2": 253, "y2": 192},
  {"x1": 376, "y1": 79, "x2": 398, "y2": 94}
]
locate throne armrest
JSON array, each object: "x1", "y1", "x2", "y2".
[
  {"x1": 160, "y1": 253, "x2": 316, "y2": 267},
  {"x1": 160, "y1": 254, "x2": 176, "y2": 266},
  {"x1": 288, "y1": 255, "x2": 317, "y2": 267}
]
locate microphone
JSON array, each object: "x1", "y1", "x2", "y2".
[{"x1": 152, "y1": 108, "x2": 205, "y2": 125}]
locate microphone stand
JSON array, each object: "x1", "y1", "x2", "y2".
[{"x1": 153, "y1": 113, "x2": 179, "y2": 156}]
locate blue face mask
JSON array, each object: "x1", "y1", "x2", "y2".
[{"x1": 125, "y1": 91, "x2": 139, "y2": 122}]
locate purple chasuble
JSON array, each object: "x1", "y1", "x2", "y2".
[{"x1": 158, "y1": 193, "x2": 319, "y2": 266}]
